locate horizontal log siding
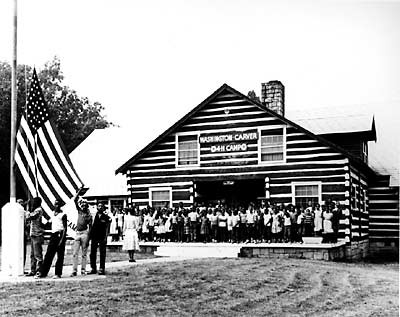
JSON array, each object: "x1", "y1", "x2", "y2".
[
  {"x1": 126, "y1": 90, "x2": 349, "y2": 211},
  {"x1": 368, "y1": 177, "x2": 399, "y2": 245},
  {"x1": 349, "y1": 166, "x2": 369, "y2": 242}
]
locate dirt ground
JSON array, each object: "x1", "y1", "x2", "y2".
[
  {"x1": 0, "y1": 245, "x2": 156, "y2": 272},
  {"x1": 0, "y1": 257, "x2": 398, "y2": 316}
]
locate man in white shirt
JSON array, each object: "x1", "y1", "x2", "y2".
[{"x1": 38, "y1": 199, "x2": 67, "y2": 278}]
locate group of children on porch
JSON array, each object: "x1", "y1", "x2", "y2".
[{"x1": 110, "y1": 199, "x2": 342, "y2": 244}]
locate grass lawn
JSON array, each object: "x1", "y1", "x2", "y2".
[{"x1": 0, "y1": 257, "x2": 398, "y2": 316}]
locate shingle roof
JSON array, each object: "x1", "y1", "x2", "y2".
[{"x1": 287, "y1": 107, "x2": 375, "y2": 136}]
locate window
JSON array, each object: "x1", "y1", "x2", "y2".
[
  {"x1": 291, "y1": 182, "x2": 321, "y2": 208},
  {"x1": 150, "y1": 187, "x2": 172, "y2": 209},
  {"x1": 176, "y1": 134, "x2": 199, "y2": 166},
  {"x1": 259, "y1": 128, "x2": 285, "y2": 162},
  {"x1": 362, "y1": 142, "x2": 368, "y2": 163}
]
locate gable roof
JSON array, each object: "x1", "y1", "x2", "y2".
[{"x1": 116, "y1": 83, "x2": 375, "y2": 176}]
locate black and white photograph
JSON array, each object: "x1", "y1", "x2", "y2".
[{"x1": 0, "y1": 0, "x2": 398, "y2": 316}]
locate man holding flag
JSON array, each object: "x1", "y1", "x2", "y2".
[{"x1": 25, "y1": 196, "x2": 44, "y2": 277}]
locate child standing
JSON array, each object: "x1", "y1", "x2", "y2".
[
  {"x1": 314, "y1": 203, "x2": 323, "y2": 236},
  {"x1": 183, "y1": 211, "x2": 191, "y2": 242},
  {"x1": 263, "y1": 209, "x2": 272, "y2": 243},
  {"x1": 271, "y1": 209, "x2": 282, "y2": 243},
  {"x1": 227, "y1": 210, "x2": 233, "y2": 243},
  {"x1": 283, "y1": 210, "x2": 292, "y2": 243},
  {"x1": 231, "y1": 210, "x2": 240, "y2": 243},
  {"x1": 209, "y1": 209, "x2": 218, "y2": 242},
  {"x1": 164, "y1": 212, "x2": 173, "y2": 242},
  {"x1": 217, "y1": 209, "x2": 228, "y2": 242},
  {"x1": 177, "y1": 211, "x2": 184, "y2": 242},
  {"x1": 296, "y1": 208, "x2": 305, "y2": 243},
  {"x1": 199, "y1": 211, "x2": 210, "y2": 242}
]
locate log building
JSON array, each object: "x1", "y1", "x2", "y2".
[{"x1": 116, "y1": 82, "x2": 399, "y2": 258}]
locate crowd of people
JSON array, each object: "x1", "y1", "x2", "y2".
[
  {"x1": 113, "y1": 199, "x2": 343, "y2": 245},
  {"x1": 21, "y1": 193, "x2": 342, "y2": 279}
]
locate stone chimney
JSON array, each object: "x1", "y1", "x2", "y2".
[{"x1": 261, "y1": 81, "x2": 285, "y2": 116}]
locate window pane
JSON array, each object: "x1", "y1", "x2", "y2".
[
  {"x1": 261, "y1": 153, "x2": 283, "y2": 161},
  {"x1": 295, "y1": 185, "x2": 318, "y2": 196},
  {"x1": 178, "y1": 140, "x2": 198, "y2": 150},
  {"x1": 261, "y1": 135, "x2": 283, "y2": 146},
  {"x1": 261, "y1": 145, "x2": 283, "y2": 154},
  {"x1": 152, "y1": 190, "x2": 170, "y2": 201},
  {"x1": 178, "y1": 135, "x2": 198, "y2": 165}
]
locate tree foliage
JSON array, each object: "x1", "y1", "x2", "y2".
[
  {"x1": 0, "y1": 56, "x2": 112, "y2": 204},
  {"x1": 247, "y1": 90, "x2": 261, "y2": 103}
]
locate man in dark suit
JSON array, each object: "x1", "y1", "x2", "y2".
[{"x1": 88, "y1": 203, "x2": 111, "y2": 275}]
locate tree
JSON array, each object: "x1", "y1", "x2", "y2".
[
  {"x1": 247, "y1": 90, "x2": 260, "y2": 103},
  {"x1": 0, "y1": 57, "x2": 112, "y2": 205}
]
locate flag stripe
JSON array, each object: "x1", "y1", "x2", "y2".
[
  {"x1": 15, "y1": 144, "x2": 51, "y2": 220},
  {"x1": 37, "y1": 127, "x2": 77, "y2": 195},
  {"x1": 36, "y1": 137, "x2": 73, "y2": 202},
  {"x1": 44, "y1": 121, "x2": 82, "y2": 189},
  {"x1": 15, "y1": 151, "x2": 37, "y2": 200},
  {"x1": 49, "y1": 119, "x2": 83, "y2": 186}
]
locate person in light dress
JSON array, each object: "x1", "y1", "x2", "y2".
[{"x1": 123, "y1": 208, "x2": 140, "y2": 262}]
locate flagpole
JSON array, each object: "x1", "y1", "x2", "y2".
[
  {"x1": 10, "y1": 0, "x2": 18, "y2": 202},
  {"x1": 2, "y1": 0, "x2": 24, "y2": 277}
]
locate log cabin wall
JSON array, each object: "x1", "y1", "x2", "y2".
[
  {"x1": 368, "y1": 175, "x2": 399, "y2": 257},
  {"x1": 124, "y1": 87, "x2": 354, "y2": 241},
  {"x1": 349, "y1": 165, "x2": 369, "y2": 242}
]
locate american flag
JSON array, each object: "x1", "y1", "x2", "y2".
[{"x1": 15, "y1": 68, "x2": 83, "y2": 219}]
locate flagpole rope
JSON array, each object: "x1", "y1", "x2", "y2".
[{"x1": 24, "y1": 65, "x2": 32, "y2": 203}]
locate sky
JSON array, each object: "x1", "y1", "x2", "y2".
[{"x1": 0, "y1": 0, "x2": 399, "y2": 180}]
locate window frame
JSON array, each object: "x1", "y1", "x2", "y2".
[
  {"x1": 362, "y1": 141, "x2": 368, "y2": 163},
  {"x1": 175, "y1": 132, "x2": 200, "y2": 168},
  {"x1": 291, "y1": 181, "x2": 322, "y2": 207},
  {"x1": 258, "y1": 126, "x2": 286, "y2": 164},
  {"x1": 149, "y1": 186, "x2": 172, "y2": 209}
]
